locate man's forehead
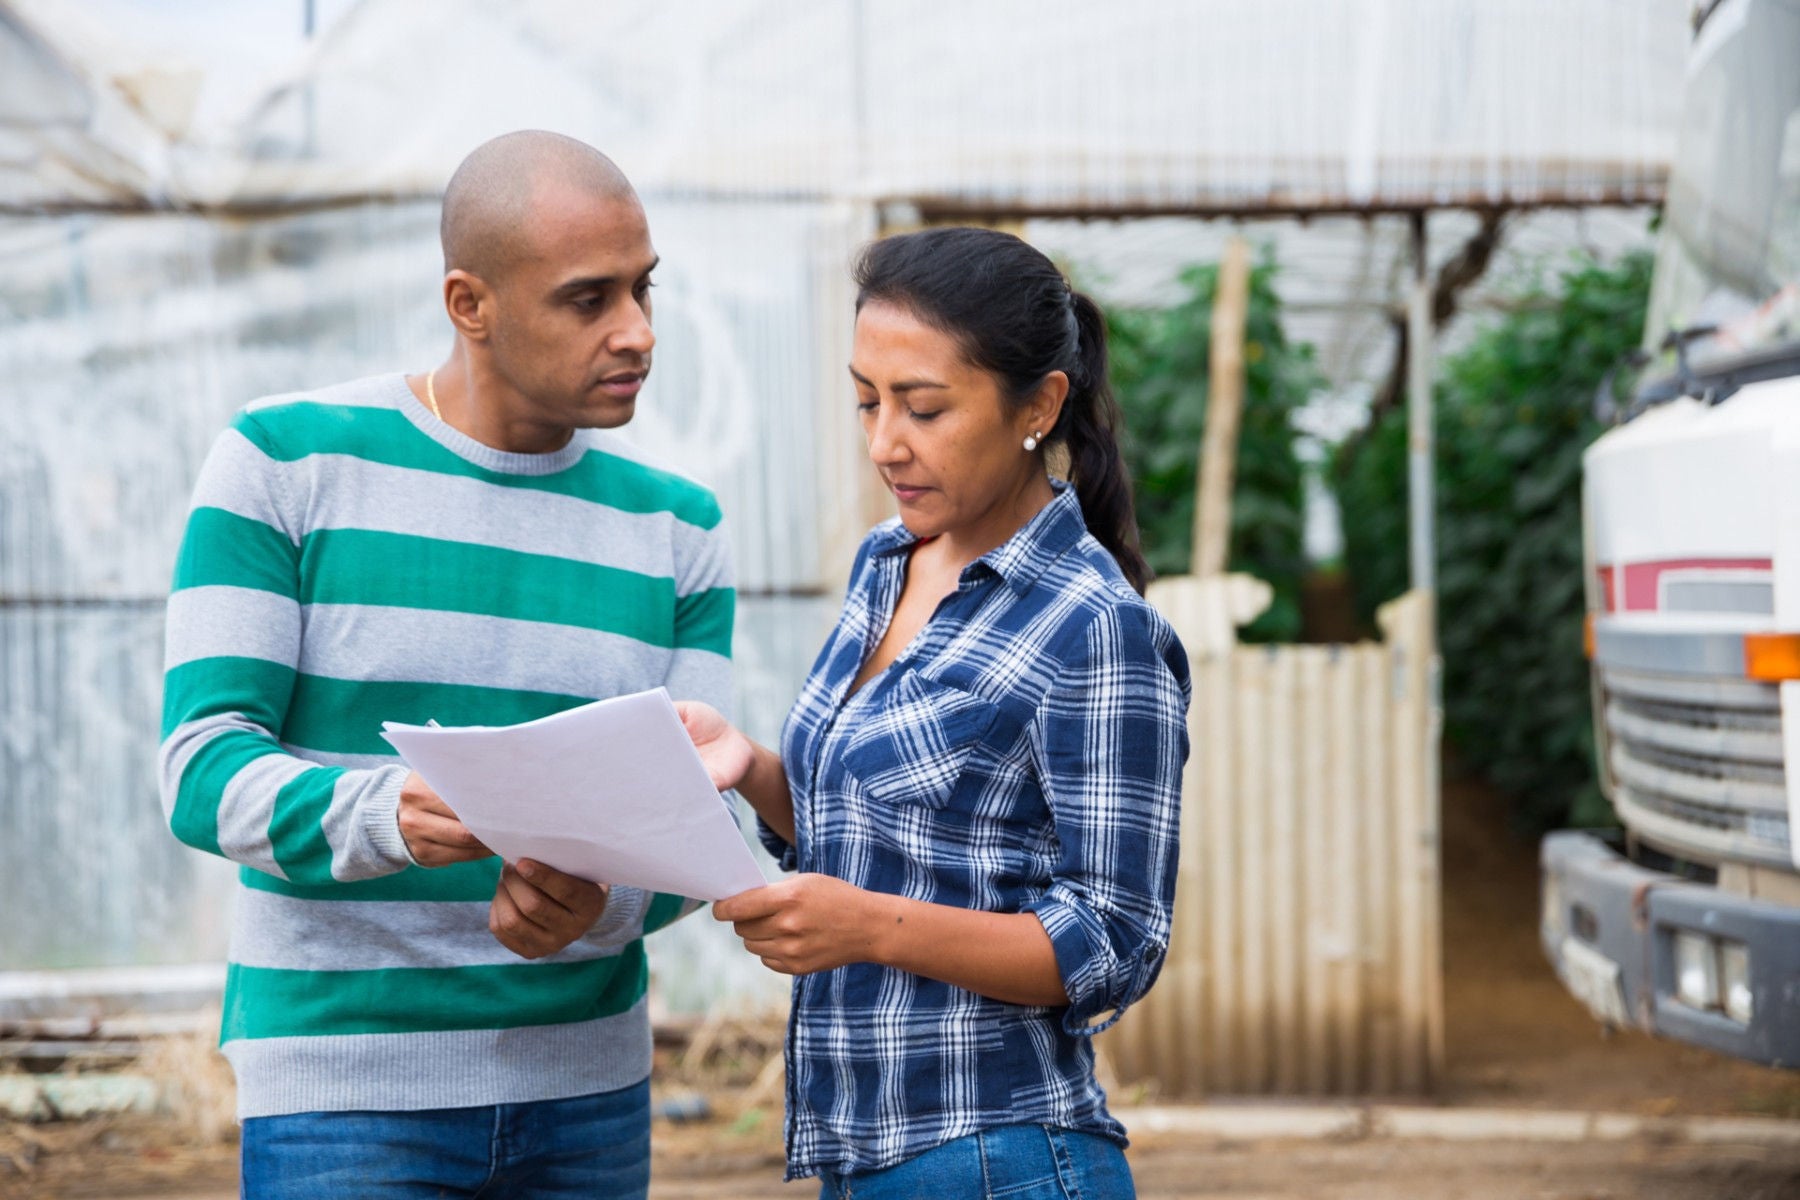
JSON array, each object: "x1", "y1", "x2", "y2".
[
  {"x1": 515, "y1": 185, "x2": 653, "y2": 267},
  {"x1": 534, "y1": 175, "x2": 642, "y2": 221}
]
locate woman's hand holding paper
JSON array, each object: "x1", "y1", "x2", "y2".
[
  {"x1": 712, "y1": 874, "x2": 883, "y2": 976},
  {"x1": 673, "y1": 701, "x2": 755, "y2": 792}
]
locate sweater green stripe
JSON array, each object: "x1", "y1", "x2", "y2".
[
  {"x1": 240, "y1": 860, "x2": 504, "y2": 903},
  {"x1": 163, "y1": 656, "x2": 296, "y2": 739},
  {"x1": 172, "y1": 515, "x2": 733, "y2": 657},
  {"x1": 284, "y1": 675, "x2": 596, "y2": 756},
  {"x1": 298, "y1": 528, "x2": 679, "y2": 648},
  {"x1": 268, "y1": 765, "x2": 349, "y2": 886},
  {"x1": 222, "y1": 945, "x2": 648, "y2": 1040},
  {"x1": 170, "y1": 732, "x2": 288, "y2": 858},
  {"x1": 236, "y1": 404, "x2": 723, "y2": 530},
  {"x1": 643, "y1": 892, "x2": 695, "y2": 935},
  {"x1": 173, "y1": 508, "x2": 297, "y2": 595},
  {"x1": 166, "y1": 656, "x2": 596, "y2": 756}
]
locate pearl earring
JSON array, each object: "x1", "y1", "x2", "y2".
[{"x1": 1023, "y1": 431, "x2": 1043, "y2": 452}]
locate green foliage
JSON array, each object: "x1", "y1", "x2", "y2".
[
  {"x1": 1102, "y1": 254, "x2": 1322, "y2": 642},
  {"x1": 1334, "y1": 251, "x2": 1655, "y2": 830}
]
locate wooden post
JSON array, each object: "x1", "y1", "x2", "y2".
[{"x1": 1192, "y1": 236, "x2": 1252, "y2": 577}]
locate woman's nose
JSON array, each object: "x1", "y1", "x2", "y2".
[{"x1": 865, "y1": 408, "x2": 907, "y2": 463}]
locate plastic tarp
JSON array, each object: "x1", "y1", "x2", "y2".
[
  {"x1": 0, "y1": 0, "x2": 1682, "y2": 998},
  {"x1": 5, "y1": 0, "x2": 1687, "y2": 213}
]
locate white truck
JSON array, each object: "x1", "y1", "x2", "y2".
[{"x1": 1540, "y1": 0, "x2": 1800, "y2": 1066}]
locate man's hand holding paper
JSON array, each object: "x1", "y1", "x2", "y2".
[{"x1": 397, "y1": 771, "x2": 493, "y2": 866}]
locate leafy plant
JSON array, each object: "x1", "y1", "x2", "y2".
[
  {"x1": 1334, "y1": 251, "x2": 1654, "y2": 830},
  {"x1": 1101, "y1": 254, "x2": 1321, "y2": 642}
]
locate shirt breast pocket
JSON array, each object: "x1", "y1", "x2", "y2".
[{"x1": 838, "y1": 670, "x2": 1002, "y2": 812}]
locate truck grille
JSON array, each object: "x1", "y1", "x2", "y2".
[{"x1": 1599, "y1": 667, "x2": 1793, "y2": 867}]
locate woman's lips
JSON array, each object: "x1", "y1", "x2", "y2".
[{"x1": 890, "y1": 483, "x2": 931, "y2": 503}]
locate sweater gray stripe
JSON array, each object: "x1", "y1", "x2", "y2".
[
  {"x1": 226, "y1": 1001, "x2": 654, "y2": 1119},
  {"x1": 217, "y1": 749, "x2": 310, "y2": 881},
  {"x1": 192, "y1": 436, "x2": 718, "y2": 580},
  {"x1": 282, "y1": 744, "x2": 398, "y2": 771},
  {"x1": 303, "y1": 452, "x2": 723, "y2": 579},
  {"x1": 160, "y1": 717, "x2": 289, "y2": 879},
  {"x1": 228, "y1": 888, "x2": 647, "y2": 971},
  {"x1": 166, "y1": 586, "x2": 299, "y2": 669},
  {"x1": 293, "y1": 605, "x2": 677, "y2": 698},
  {"x1": 186, "y1": 428, "x2": 297, "y2": 542}
]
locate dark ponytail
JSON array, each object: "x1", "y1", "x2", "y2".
[
  {"x1": 1059, "y1": 291, "x2": 1151, "y2": 594},
  {"x1": 853, "y1": 227, "x2": 1152, "y2": 594}
]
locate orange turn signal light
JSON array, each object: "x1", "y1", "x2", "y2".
[
  {"x1": 1584, "y1": 612, "x2": 1597, "y2": 660},
  {"x1": 1745, "y1": 633, "x2": 1800, "y2": 682}
]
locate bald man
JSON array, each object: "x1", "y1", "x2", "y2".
[{"x1": 161, "y1": 131, "x2": 734, "y2": 1198}]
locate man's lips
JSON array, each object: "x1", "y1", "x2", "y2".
[{"x1": 595, "y1": 370, "x2": 646, "y2": 399}]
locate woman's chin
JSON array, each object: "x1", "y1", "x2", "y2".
[{"x1": 897, "y1": 513, "x2": 946, "y2": 541}]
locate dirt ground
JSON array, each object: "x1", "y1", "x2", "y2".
[
  {"x1": 1432, "y1": 770, "x2": 1800, "y2": 1121},
  {"x1": 6, "y1": 770, "x2": 1800, "y2": 1199}
]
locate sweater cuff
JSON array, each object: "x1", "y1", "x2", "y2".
[
  {"x1": 363, "y1": 767, "x2": 418, "y2": 870},
  {"x1": 587, "y1": 885, "x2": 649, "y2": 950}
]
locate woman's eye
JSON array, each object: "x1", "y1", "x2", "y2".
[{"x1": 909, "y1": 409, "x2": 942, "y2": 422}]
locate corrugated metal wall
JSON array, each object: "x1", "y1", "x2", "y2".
[{"x1": 1103, "y1": 591, "x2": 1442, "y2": 1094}]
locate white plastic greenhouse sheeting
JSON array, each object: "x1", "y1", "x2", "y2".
[
  {"x1": 4, "y1": 0, "x2": 1686, "y2": 213},
  {"x1": 0, "y1": 0, "x2": 1684, "y2": 1004},
  {"x1": 0, "y1": 195, "x2": 860, "y2": 1005}
]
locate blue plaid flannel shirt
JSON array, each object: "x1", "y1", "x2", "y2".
[{"x1": 764, "y1": 483, "x2": 1191, "y2": 1179}]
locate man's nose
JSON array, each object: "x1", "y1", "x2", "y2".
[{"x1": 610, "y1": 304, "x2": 655, "y2": 357}]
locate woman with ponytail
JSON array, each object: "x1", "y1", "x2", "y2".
[{"x1": 679, "y1": 227, "x2": 1190, "y2": 1197}]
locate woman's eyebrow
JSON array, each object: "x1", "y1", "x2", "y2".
[{"x1": 847, "y1": 364, "x2": 949, "y2": 393}]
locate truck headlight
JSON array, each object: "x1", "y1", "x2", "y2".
[
  {"x1": 1673, "y1": 931, "x2": 1719, "y2": 1011},
  {"x1": 1719, "y1": 940, "x2": 1753, "y2": 1025}
]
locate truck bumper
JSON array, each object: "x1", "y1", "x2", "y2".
[{"x1": 1540, "y1": 830, "x2": 1800, "y2": 1068}]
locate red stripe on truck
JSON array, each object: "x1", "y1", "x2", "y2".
[{"x1": 1596, "y1": 558, "x2": 1773, "y2": 612}]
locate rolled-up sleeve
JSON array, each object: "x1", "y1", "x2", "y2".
[{"x1": 1022, "y1": 598, "x2": 1190, "y2": 1035}]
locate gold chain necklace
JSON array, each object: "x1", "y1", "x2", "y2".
[{"x1": 424, "y1": 369, "x2": 442, "y2": 421}]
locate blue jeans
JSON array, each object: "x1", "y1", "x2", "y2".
[
  {"x1": 239, "y1": 1080, "x2": 650, "y2": 1199},
  {"x1": 816, "y1": 1124, "x2": 1134, "y2": 1199}
]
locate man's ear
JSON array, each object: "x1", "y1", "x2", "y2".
[{"x1": 444, "y1": 270, "x2": 492, "y2": 341}]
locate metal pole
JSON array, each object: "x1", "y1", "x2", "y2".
[
  {"x1": 1405, "y1": 209, "x2": 1446, "y2": 1088},
  {"x1": 1406, "y1": 211, "x2": 1434, "y2": 595},
  {"x1": 303, "y1": 0, "x2": 317, "y2": 156}
]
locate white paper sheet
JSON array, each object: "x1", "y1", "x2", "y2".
[{"x1": 380, "y1": 688, "x2": 766, "y2": 901}]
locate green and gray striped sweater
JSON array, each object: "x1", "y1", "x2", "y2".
[{"x1": 159, "y1": 374, "x2": 734, "y2": 1119}]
